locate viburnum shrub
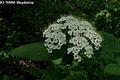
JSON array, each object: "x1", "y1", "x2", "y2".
[
  {"x1": 43, "y1": 16, "x2": 103, "y2": 62},
  {"x1": 7, "y1": 15, "x2": 120, "y2": 63},
  {"x1": 7, "y1": 15, "x2": 120, "y2": 78}
]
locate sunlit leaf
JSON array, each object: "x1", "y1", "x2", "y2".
[{"x1": 52, "y1": 58, "x2": 62, "y2": 64}]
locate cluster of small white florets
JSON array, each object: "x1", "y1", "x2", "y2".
[
  {"x1": 43, "y1": 24, "x2": 66, "y2": 53},
  {"x1": 43, "y1": 16, "x2": 103, "y2": 62}
]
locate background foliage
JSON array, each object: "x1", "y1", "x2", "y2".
[{"x1": 0, "y1": 0, "x2": 120, "y2": 80}]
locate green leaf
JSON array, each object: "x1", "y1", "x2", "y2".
[
  {"x1": 100, "y1": 31, "x2": 120, "y2": 53},
  {"x1": 52, "y1": 58, "x2": 62, "y2": 64},
  {"x1": 45, "y1": 69, "x2": 65, "y2": 80},
  {"x1": 7, "y1": 43, "x2": 66, "y2": 61},
  {"x1": 63, "y1": 72, "x2": 87, "y2": 80},
  {"x1": 115, "y1": 57, "x2": 120, "y2": 66},
  {"x1": 115, "y1": 57, "x2": 120, "y2": 65},
  {"x1": 104, "y1": 64, "x2": 120, "y2": 76},
  {"x1": 104, "y1": 56, "x2": 120, "y2": 76},
  {"x1": 100, "y1": 54, "x2": 114, "y2": 64}
]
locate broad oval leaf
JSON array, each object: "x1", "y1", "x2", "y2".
[
  {"x1": 104, "y1": 64, "x2": 120, "y2": 76},
  {"x1": 7, "y1": 43, "x2": 66, "y2": 61},
  {"x1": 100, "y1": 31, "x2": 120, "y2": 53}
]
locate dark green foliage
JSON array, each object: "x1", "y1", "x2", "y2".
[
  {"x1": 0, "y1": 0, "x2": 120, "y2": 80},
  {"x1": 63, "y1": 72, "x2": 87, "y2": 80},
  {"x1": 6, "y1": 31, "x2": 120, "y2": 80},
  {"x1": 104, "y1": 57, "x2": 120, "y2": 76},
  {"x1": 100, "y1": 31, "x2": 120, "y2": 53},
  {"x1": 8, "y1": 43, "x2": 66, "y2": 61}
]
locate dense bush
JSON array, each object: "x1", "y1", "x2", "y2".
[{"x1": 0, "y1": 0, "x2": 120, "y2": 80}]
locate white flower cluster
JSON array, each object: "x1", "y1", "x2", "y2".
[
  {"x1": 43, "y1": 24, "x2": 66, "y2": 53},
  {"x1": 43, "y1": 16, "x2": 103, "y2": 62},
  {"x1": 68, "y1": 36, "x2": 93, "y2": 62}
]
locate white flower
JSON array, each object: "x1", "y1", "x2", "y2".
[{"x1": 43, "y1": 15, "x2": 103, "y2": 62}]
